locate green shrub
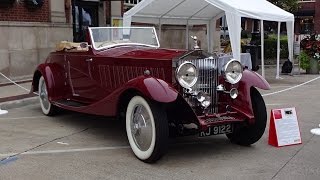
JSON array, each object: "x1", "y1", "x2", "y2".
[
  {"x1": 298, "y1": 51, "x2": 311, "y2": 70},
  {"x1": 264, "y1": 38, "x2": 288, "y2": 59},
  {"x1": 241, "y1": 30, "x2": 251, "y2": 39}
]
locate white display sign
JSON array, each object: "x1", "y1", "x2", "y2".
[
  {"x1": 268, "y1": 107, "x2": 302, "y2": 147},
  {"x1": 294, "y1": 34, "x2": 301, "y2": 56},
  {"x1": 294, "y1": 42, "x2": 300, "y2": 55}
]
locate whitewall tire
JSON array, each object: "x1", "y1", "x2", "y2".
[
  {"x1": 39, "y1": 76, "x2": 57, "y2": 116},
  {"x1": 126, "y1": 96, "x2": 168, "y2": 163}
]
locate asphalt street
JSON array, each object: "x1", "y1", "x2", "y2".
[{"x1": 0, "y1": 74, "x2": 320, "y2": 180}]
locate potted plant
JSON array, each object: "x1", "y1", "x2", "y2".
[{"x1": 299, "y1": 33, "x2": 320, "y2": 74}]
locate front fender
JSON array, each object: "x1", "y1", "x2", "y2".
[
  {"x1": 231, "y1": 69, "x2": 270, "y2": 124},
  {"x1": 241, "y1": 70, "x2": 270, "y2": 90},
  {"x1": 126, "y1": 76, "x2": 178, "y2": 103}
]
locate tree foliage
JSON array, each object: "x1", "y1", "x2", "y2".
[{"x1": 268, "y1": 0, "x2": 299, "y2": 13}]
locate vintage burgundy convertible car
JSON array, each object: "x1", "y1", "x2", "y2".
[{"x1": 32, "y1": 27, "x2": 270, "y2": 163}]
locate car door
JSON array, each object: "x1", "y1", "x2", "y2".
[{"x1": 66, "y1": 53, "x2": 99, "y2": 104}]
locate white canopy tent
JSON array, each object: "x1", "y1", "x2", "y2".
[{"x1": 123, "y1": 0, "x2": 295, "y2": 78}]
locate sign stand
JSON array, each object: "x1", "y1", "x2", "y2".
[
  {"x1": 268, "y1": 107, "x2": 302, "y2": 147},
  {"x1": 311, "y1": 124, "x2": 320, "y2": 136}
]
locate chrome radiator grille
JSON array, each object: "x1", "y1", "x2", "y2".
[{"x1": 178, "y1": 58, "x2": 219, "y2": 113}]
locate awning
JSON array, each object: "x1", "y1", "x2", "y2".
[{"x1": 124, "y1": 0, "x2": 295, "y2": 78}]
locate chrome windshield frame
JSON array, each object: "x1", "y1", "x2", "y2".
[{"x1": 88, "y1": 27, "x2": 160, "y2": 51}]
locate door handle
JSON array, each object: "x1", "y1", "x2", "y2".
[{"x1": 86, "y1": 58, "x2": 93, "y2": 62}]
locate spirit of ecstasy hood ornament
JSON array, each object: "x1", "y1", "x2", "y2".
[{"x1": 191, "y1": 36, "x2": 200, "y2": 50}]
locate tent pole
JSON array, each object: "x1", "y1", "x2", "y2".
[
  {"x1": 186, "y1": 20, "x2": 189, "y2": 49},
  {"x1": 287, "y1": 21, "x2": 294, "y2": 76},
  {"x1": 291, "y1": 23, "x2": 294, "y2": 76},
  {"x1": 260, "y1": 20, "x2": 265, "y2": 78},
  {"x1": 222, "y1": 16, "x2": 226, "y2": 39},
  {"x1": 158, "y1": 19, "x2": 162, "y2": 42},
  {"x1": 210, "y1": 19, "x2": 215, "y2": 53},
  {"x1": 276, "y1": 22, "x2": 281, "y2": 79}
]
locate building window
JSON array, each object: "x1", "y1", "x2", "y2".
[
  {"x1": 124, "y1": 0, "x2": 143, "y2": 12},
  {"x1": 299, "y1": 17, "x2": 314, "y2": 34},
  {"x1": 124, "y1": 0, "x2": 143, "y2": 7}
]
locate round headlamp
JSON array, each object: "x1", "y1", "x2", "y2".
[
  {"x1": 223, "y1": 59, "x2": 243, "y2": 84},
  {"x1": 176, "y1": 62, "x2": 198, "y2": 89}
]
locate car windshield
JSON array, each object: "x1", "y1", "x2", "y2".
[{"x1": 89, "y1": 27, "x2": 160, "y2": 50}]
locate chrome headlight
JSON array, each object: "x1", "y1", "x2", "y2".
[
  {"x1": 176, "y1": 62, "x2": 198, "y2": 89},
  {"x1": 223, "y1": 59, "x2": 243, "y2": 84}
]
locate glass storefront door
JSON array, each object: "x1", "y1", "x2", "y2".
[{"x1": 72, "y1": 0, "x2": 99, "y2": 42}]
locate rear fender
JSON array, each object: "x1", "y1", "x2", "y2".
[
  {"x1": 32, "y1": 64, "x2": 66, "y2": 101},
  {"x1": 231, "y1": 69, "x2": 270, "y2": 124}
]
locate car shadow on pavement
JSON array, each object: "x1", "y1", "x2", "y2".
[
  {"x1": 165, "y1": 136, "x2": 256, "y2": 162},
  {"x1": 26, "y1": 105, "x2": 257, "y2": 163}
]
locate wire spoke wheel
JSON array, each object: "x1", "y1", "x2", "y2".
[
  {"x1": 39, "y1": 76, "x2": 57, "y2": 116},
  {"x1": 131, "y1": 104, "x2": 153, "y2": 151},
  {"x1": 126, "y1": 96, "x2": 168, "y2": 163}
]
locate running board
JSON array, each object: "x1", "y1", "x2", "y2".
[{"x1": 55, "y1": 99, "x2": 87, "y2": 107}]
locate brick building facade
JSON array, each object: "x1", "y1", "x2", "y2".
[
  {"x1": 314, "y1": 1, "x2": 320, "y2": 32},
  {"x1": 0, "y1": 0, "x2": 72, "y2": 80},
  {"x1": 0, "y1": 0, "x2": 117, "y2": 80},
  {"x1": 295, "y1": 0, "x2": 320, "y2": 34},
  {"x1": 0, "y1": 0, "x2": 50, "y2": 22},
  {"x1": 0, "y1": 0, "x2": 139, "y2": 81}
]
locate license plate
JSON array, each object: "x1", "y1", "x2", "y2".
[{"x1": 199, "y1": 124, "x2": 233, "y2": 137}]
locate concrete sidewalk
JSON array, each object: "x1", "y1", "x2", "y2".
[
  {"x1": 0, "y1": 81, "x2": 36, "y2": 108},
  {"x1": 0, "y1": 82, "x2": 32, "y2": 99},
  {"x1": 261, "y1": 67, "x2": 317, "y2": 83}
]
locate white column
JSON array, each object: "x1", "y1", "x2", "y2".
[
  {"x1": 276, "y1": 22, "x2": 281, "y2": 79},
  {"x1": 111, "y1": 1, "x2": 122, "y2": 17},
  {"x1": 261, "y1": 20, "x2": 265, "y2": 78},
  {"x1": 50, "y1": 0, "x2": 66, "y2": 23}
]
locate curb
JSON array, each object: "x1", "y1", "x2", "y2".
[
  {"x1": 0, "y1": 97, "x2": 38, "y2": 110},
  {"x1": 0, "y1": 79, "x2": 32, "y2": 87}
]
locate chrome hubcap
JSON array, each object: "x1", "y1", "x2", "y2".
[
  {"x1": 40, "y1": 81, "x2": 49, "y2": 110},
  {"x1": 131, "y1": 104, "x2": 153, "y2": 151}
]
